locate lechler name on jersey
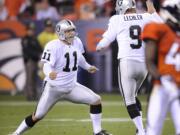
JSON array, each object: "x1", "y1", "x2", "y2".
[{"x1": 124, "y1": 15, "x2": 143, "y2": 21}]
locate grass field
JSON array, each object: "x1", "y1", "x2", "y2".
[{"x1": 0, "y1": 94, "x2": 175, "y2": 135}]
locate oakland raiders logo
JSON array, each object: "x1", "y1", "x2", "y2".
[
  {"x1": 56, "y1": 25, "x2": 61, "y2": 32},
  {"x1": 118, "y1": 0, "x2": 123, "y2": 6}
]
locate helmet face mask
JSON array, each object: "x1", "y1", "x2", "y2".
[
  {"x1": 55, "y1": 20, "x2": 77, "y2": 44},
  {"x1": 160, "y1": 0, "x2": 180, "y2": 33},
  {"x1": 115, "y1": 0, "x2": 136, "y2": 14}
]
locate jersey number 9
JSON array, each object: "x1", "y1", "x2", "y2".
[{"x1": 129, "y1": 25, "x2": 142, "y2": 49}]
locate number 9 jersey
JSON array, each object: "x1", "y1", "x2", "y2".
[
  {"x1": 41, "y1": 37, "x2": 90, "y2": 87},
  {"x1": 103, "y1": 12, "x2": 162, "y2": 62},
  {"x1": 142, "y1": 22, "x2": 180, "y2": 86}
]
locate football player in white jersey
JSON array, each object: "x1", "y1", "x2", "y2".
[
  {"x1": 10, "y1": 20, "x2": 112, "y2": 135},
  {"x1": 96, "y1": 0, "x2": 162, "y2": 135}
]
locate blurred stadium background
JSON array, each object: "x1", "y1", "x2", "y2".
[{"x1": 0, "y1": 0, "x2": 174, "y2": 135}]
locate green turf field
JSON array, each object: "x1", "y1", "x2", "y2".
[{"x1": 0, "y1": 94, "x2": 174, "y2": 135}]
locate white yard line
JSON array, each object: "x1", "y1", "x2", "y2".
[
  {"x1": 0, "y1": 117, "x2": 170, "y2": 129},
  {"x1": 43, "y1": 118, "x2": 145, "y2": 122},
  {"x1": 0, "y1": 101, "x2": 147, "y2": 106},
  {"x1": 43, "y1": 117, "x2": 171, "y2": 123}
]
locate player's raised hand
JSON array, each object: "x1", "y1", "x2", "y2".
[
  {"x1": 49, "y1": 71, "x2": 57, "y2": 80},
  {"x1": 88, "y1": 66, "x2": 99, "y2": 73}
]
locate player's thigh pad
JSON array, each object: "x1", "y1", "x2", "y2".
[
  {"x1": 118, "y1": 59, "x2": 147, "y2": 105},
  {"x1": 34, "y1": 82, "x2": 62, "y2": 119},
  {"x1": 64, "y1": 83, "x2": 101, "y2": 105}
]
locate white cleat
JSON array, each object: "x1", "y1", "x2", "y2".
[{"x1": 8, "y1": 132, "x2": 19, "y2": 135}]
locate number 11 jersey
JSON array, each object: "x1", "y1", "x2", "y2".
[{"x1": 41, "y1": 37, "x2": 86, "y2": 88}]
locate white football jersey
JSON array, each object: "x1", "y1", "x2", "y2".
[
  {"x1": 103, "y1": 12, "x2": 163, "y2": 62},
  {"x1": 41, "y1": 37, "x2": 88, "y2": 88}
]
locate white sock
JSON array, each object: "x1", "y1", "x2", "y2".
[
  {"x1": 90, "y1": 113, "x2": 102, "y2": 134},
  {"x1": 15, "y1": 120, "x2": 30, "y2": 134},
  {"x1": 140, "y1": 111, "x2": 142, "y2": 117},
  {"x1": 133, "y1": 116, "x2": 144, "y2": 133}
]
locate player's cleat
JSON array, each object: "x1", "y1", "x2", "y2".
[
  {"x1": 8, "y1": 132, "x2": 19, "y2": 135},
  {"x1": 135, "y1": 129, "x2": 145, "y2": 135},
  {"x1": 135, "y1": 129, "x2": 138, "y2": 135},
  {"x1": 94, "y1": 130, "x2": 112, "y2": 135}
]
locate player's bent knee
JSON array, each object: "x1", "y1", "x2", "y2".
[
  {"x1": 92, "y1": 95, "x2": 101, "y2": 105},
  {"x1": 25, "y1": 115, "x2": 39, "y2": 127},
  {"x1": 94, "y1": 96, "x2": 101, "y2": 105},
  {"x1": 95, "y1": 98, "x2": 101, "y2": 104},
  {"x1": 90, "y1": 104, "x2": 102, "y2": 114}
]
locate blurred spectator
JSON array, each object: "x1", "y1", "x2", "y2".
[
  {"x1": 136, "y1": 0, "x2": 146, "y2": 13},
  {"x1": 37, "y1": 18, "x2": 57, "y2": 80},
  {"x1": 59, "y1": 1, "x2": 78, "y2": 21},
  {"x1": 21, "y1": 22, "x2": 43, "y2": 101},
  {"x1": 4, "y1": 0, "x2": 27, "y2": 20},
  {"x1": 103, "y1": 1, "x2": 114, "y2": 17},
  {"x1": 18, "y1": 0, "x2": 36, "y2": 20},
  {"x1": 62, "y1": 7, "x2": 78, "y2": 21},
  {"x1": 35, "y1": 0, "x2": 60, "y2": 20},
  {"x1": 80, "y1": 2, "x2": 96, "y2": 20},
  {"x1": 0, "y1": 0, "x2": 8, "y2": 21},
  {"x1": 37, "y1": 18, "x2": 57, "y2": 49},
  {"x1": 74, "y1": 0, "x2": 96, "y2": 20},
  {"x1": 93, "y1": 0, "x2": 114, "y2": 17}
]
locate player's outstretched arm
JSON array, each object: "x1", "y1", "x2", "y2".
[
  {"x1": 96, "y1": 38, "x2": 112, "y2": 52},
  {"x1": 78, "y1": 53, "x2": 91, "y2": 69},
  {"x1": 146, "y1": 0, "x2": 156, "y2": 14},
  {"x1": 78, "y1": 53, "x2": 99, "y2": 73}
]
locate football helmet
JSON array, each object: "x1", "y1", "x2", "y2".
[
  {"x1": 55, "y1": 19, "x2": 76, "y2": 43},
  {"x1": 115, "y1": 0, "x2": 136, "y2": 14},
  {"x1": 160, "y1": 0, "x2": 180, "y2": 33}
]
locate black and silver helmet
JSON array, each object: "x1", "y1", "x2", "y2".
[
  {"x1": 55, "y1": 19, "x2": 76, "y2": 41},
  {"x1": 160, "y1": 0, "x2": 180, "y2": 32},
  {"x1": 115, "y1": 0, "x2": 136, "y2": 14}
]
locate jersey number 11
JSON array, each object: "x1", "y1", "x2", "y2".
[{"x1": 63, "y1": 51, "x2": 77, "y2": 72}]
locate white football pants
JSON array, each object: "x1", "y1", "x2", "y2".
[
  {"x1": 118, "y1": 59, "x2": 148, "y2": 106},
  {"x1": 34, "y1": 82, "x2": 101, "y2": 119},
  {"x1": 146, "y1": 84, "x2": 180, "y2": 135}
]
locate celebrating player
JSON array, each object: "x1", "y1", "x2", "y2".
[
  {"x1": 10, "y1": 19, "x2": 112, "y2": 135},
  {"x1": 96, "y1": 0, "x2": 162, "y2": 135}
]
